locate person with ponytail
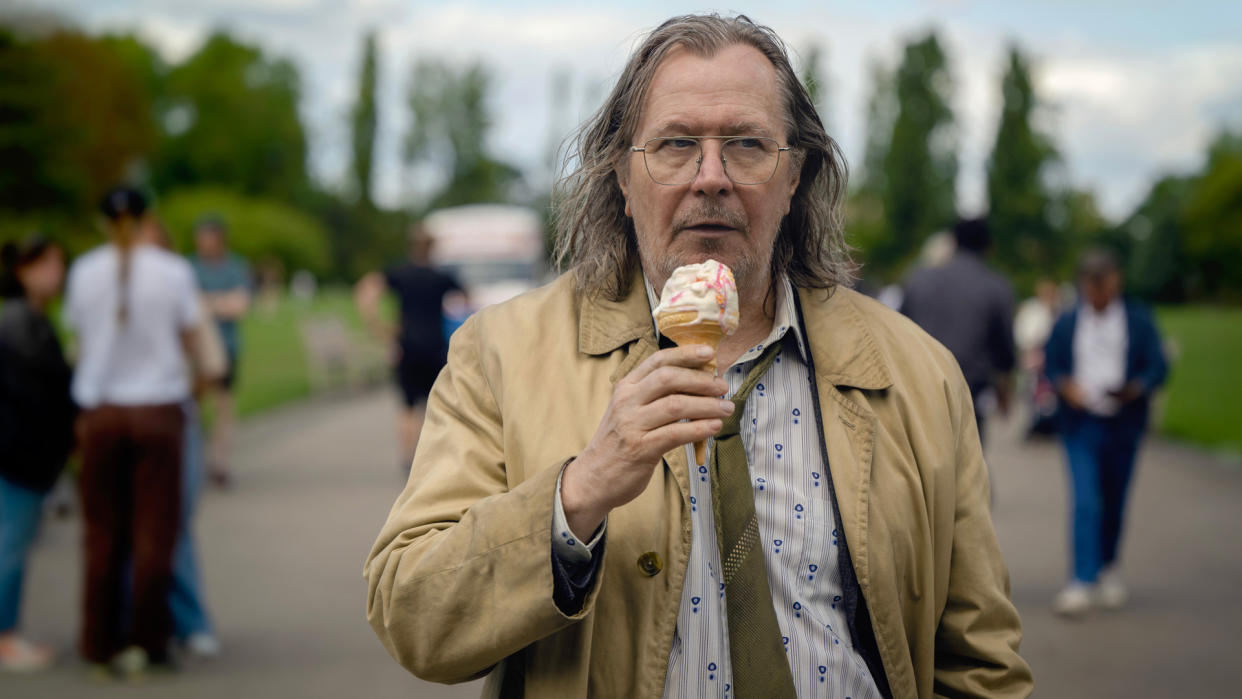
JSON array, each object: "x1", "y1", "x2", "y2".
[
  {"x1": 0, "y1": 235, "x2": 74, "y2": 672},
  {"x1": 64, "y1": 187, "x2": 202, "y2": 676}
]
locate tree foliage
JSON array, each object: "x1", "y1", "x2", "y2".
[
  {"x1": 351, "y1": 31, "x2": 378, "y2": 209},
  {"x1": 405, "y1": 59, "x2": 520, "y2": 210},
  {"x1": 158, "y1": 187, "x2": 331, "y2": 277},
  {"x1": 0, "y1": 29, "x2": 156, "y2": 212},
  {"x1": 987, "y1": 47, "x2": 1060, "y2": 289},
  {"x1": 799, "y1": 42, "x2": 828, "y2": 121},
  {"x1": 154, "y1": 33, "x2": 308, "y2": 201},
  {"x1": 846, "y1": 59, "x2": 896, "y2": 280},
  {"x1": 1124, "y1": 176, "x2": 1191, "y2": 302},
  {"x1": 1180, "y1": 132, "x2": 1242, "y2": 300},
  {"x1": 856, "y1": 33, "x2": 957, "y2": 281}
]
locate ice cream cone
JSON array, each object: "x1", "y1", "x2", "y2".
[
  {"x1": 651, "y1": 260, "x2": 740, "y2": 469},
  {"x1": 657, "y1": 317, "x2": 726, "y2": 466}
]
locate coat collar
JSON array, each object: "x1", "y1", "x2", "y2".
[
  {"x1": 578, "y1": 271, "x2": 654, "y2": 358},
  {"x1": 578, "y1": 272, "x2": 893, "y2": 392},
  {"x1": 795, "y1": 287, "x2": 893, "y2": 391}
]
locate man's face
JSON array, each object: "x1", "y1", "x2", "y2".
[
  {"x1": 196, "y1": 228, "x2": 225, "y2": 259},
  {"x1": 1082, "y1": 271, "x2": 1121, "y2": 311},
  {"x1": 617, "y1": 43, "x2": 800, "y2": 295}
]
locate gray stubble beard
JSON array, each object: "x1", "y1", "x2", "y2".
[{"x1": 638, "y1": 202, "x2": 775, "y2": 297}]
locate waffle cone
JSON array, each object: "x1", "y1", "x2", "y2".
[{"x1": 656, "y1": 316, "x2": 727, "y2": 466}]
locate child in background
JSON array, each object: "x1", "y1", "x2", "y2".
[{"x1": 0, "y1": 236, "x2": 75, "y2": 671}]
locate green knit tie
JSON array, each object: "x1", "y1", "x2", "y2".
[{"x1": 709, "y1": 342, "x2": 796, "y2": 698}]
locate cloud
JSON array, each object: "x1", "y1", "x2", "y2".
[
  {"x1": 28, "y1": 1, "x2": 1242, "y2": 220},
  {"x1": 1039, "y1": 42, "x2": 1242, "y2": 215}
]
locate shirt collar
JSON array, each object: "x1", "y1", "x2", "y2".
[
  {"x1": 1080, "y1": 298, "x2": 1125, "y2": 322},
  {"x1": 643, "y1": 272, "x2": 808, "y2": 365}
]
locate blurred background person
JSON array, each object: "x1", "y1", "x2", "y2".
[
  {"x1": 189, "y1": 217, "x2": 251, "y2": 489},
  {"x1": 1014, "y1": 278, "x2": 1063, "y2": 437},
  {"x1": 355, "y1": 226, "x2": 463, "y2": 471},
  {"x1": 901, "y1": 217, "x2": 1017, "y2": 442},
  {"x1": 877, "y1": 229, "x2": 956, "y2": 309},
  {"x1": 1045, "y1": 249, "x2": 1169, "y2": 617},
  {"x1": 65, "y1": 187, "x2": 201, "y2": 677},
  {"x1": 0, "y1": 235, "x2": 74, "y2": 672},
  {"x1": 136, "y1": 219, "x2": 226, "y2": 660}
]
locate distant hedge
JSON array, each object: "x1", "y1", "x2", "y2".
[{"x1": 158, "y1": 187, "x2": 331, "y2": 279}]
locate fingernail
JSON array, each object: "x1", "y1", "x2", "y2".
[
  {"x1": 696, "y1": 346, "x2": 714, "y2": 358},
  {"x1": 720, "y1": 400, "x2": 734, "y2": 413}
]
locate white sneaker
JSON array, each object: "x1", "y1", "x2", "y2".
[
  {"x1": 111, "y1": 646, "x2": 148, "y2": 680},
  {"x1": 1053, "y1": 582, "x2": 1093, "y2": 618},
  {"x1": 0, "y1": 636, "x2": 55, "y2": 672},
  {"x1": 184, "y1": 632, "x2": 221, "y2": 659},
  {"x1": 1095, "y1": 568, "x2": 1129, "y2": 610}
]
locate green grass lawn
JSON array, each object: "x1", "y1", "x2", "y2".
[
  {"x1": 1156, "y1": 306, "x2": 1242, "y2": 452},
  {"x1": 232, "y1": 287, "x2": 385, "y2": 417},
  {"x1": 232, "y1": 300, "x2": 1241, "y2": 451}
]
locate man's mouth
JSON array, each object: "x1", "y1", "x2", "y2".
[{"x1": 681, "y1": 222, "x2": 736, "y2": 234}]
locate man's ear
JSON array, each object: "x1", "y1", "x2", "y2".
[
  {"x1": 783, "y1": 154, "x2": 802, "y2": 216},
  {"x1": 616, "y1": 166, "x2": 632, "y2": 218},
  {"x1": 787, "y1": 155, "x2": 802, "y2": 199}
]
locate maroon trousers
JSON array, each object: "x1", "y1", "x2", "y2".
[{"x1": 77, "y1": 403, "x2": 183, "y2": 663}]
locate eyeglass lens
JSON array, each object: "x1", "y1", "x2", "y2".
[{"x1": 642, "y1": 138, "x2": 781, "y2": 185}]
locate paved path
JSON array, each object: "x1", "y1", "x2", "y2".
[
  {"x1": 988, "y1": 415, "x2": 1242, "y2": 697},
  {"x1": 8, "y1": 390, "x2": 481, "y2": 699},
  {"x1": 4, "y1": 390, "x2": 1241, "y2": 697}
]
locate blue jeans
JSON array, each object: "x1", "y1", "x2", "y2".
[
  {"x1": 0, "y1": 476, "x2": 46, "y2": 632},
  {"x1": 1061, "y1": 414, "x2": 1142, "y2": 584},
  {"x1": 169, "y1": 403, "x2": 212, "y2": 638}
]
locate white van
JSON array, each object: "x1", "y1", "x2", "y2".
[{"x1": 422, "y1": 204, "x2": 545, "y2": 324}]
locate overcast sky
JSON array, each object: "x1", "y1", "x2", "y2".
[{"x1": 27, "y1": 0, "x2": 1242, "y2": 220}]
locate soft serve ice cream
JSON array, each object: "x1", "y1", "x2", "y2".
[{"x1": 652, "y1": 259, "x2": 740, "y2": 464}]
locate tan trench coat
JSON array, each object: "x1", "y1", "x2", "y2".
[{"x1": 365, "y1": 273, "x2": 1033, "y2": 698}]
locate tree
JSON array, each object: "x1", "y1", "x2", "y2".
[
  {"x1": 987, "y1": 47, "x2": 1059, "y2": 289},
  {"x1": 872, "y1": 32, "x2": 957, "y2": 278},
  {"x1": 0, "y1": 30, "x2": 157, "y2": 213},
  {"x1": 154, "y1": 32, "x2": 309, "y2": 201},
  {"x1": 159, "y1": 186, "x2": 332, "y2": 277},
  {"x1": 859, "y1": 59, "x2": 895, "y2": 197},
  {"x1": 0, "y1": 29, "x2": 79, "y2": 212},
  {"x1": 847, "y1": 58, "x2": 896, "y2": 280},
  {"x1": 1124, "y1": 176, "x2": 1191, "y2": 302},
  {"x1": 1181, "y1": 131, "x2": 1242, "y2": 300},
  {"x1": 351, "y1": 31, "x2": 378, "y2": 209},
  {"x1": 405, "y1": 59, "x2": 520, "y2": 209},
  {"x1": 800, "y1": 42, "x2": 829, "y2": 126}
]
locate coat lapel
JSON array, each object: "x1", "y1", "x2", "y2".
[{"x1": 796, "y1": 288, "x2": 893, "y2": 593}]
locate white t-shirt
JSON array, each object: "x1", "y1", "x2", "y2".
[
  {"x1": 1072, "y1": 299, "x2": 1128, "y2": 416},
  {"x1": 66, "y1": 243, "x2": 201, "y2": 408}
]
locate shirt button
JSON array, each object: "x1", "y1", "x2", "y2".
[{"x1": 637, "y1": 551, "x2": 663, "y2": 576}]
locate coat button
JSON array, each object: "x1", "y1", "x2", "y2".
[{"x1": 637, "y1": 551, "x2": 662, "y2": 576}]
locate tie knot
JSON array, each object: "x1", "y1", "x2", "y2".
[
  {"x1": 714, "y1": 342, "x2": 782, "y2": 441},
  {"x1": 718, "y1": 396, "x2": 747, "y2": 437}
]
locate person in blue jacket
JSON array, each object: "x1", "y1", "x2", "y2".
[{"x1": 1044, "y1": 248, "x2": 1168, "y2": 617}]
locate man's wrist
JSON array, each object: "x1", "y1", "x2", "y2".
[{"x1": 560, "y1": 456, "x2": 609, "y2": 540}]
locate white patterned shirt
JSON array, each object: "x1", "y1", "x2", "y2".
[
  {"x1": 554, "y1": 277, "x2": 880, "y2": 698},
  {"x1": 1072, "y1": 299, "x2": 1128, "y2": 416}
]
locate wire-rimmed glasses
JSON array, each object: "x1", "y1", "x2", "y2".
[{"x1": 630, "y1": 136, "x2": 792, "y2": 185}]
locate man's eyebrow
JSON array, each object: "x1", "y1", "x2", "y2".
[
  {"x1": 651, "y1": 121, "x2": 695, "y2": 135},
  {"x1": 649, "y1": 120, "x2": 776, "y2": 137},
  {"x1": 722, "y1": 121, "x2": 774, "y2": 136}
]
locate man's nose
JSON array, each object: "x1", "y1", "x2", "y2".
[{"x1": 691, "y1": 141, "x2": 733, "y2": 196}]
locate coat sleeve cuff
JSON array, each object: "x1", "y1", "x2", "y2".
[
  {"x1": 551, "y1": 460, "x2": 607, "y2": 615},
  {"x1": 552, "y1": 462, "x2": 608, "y2": 563}
]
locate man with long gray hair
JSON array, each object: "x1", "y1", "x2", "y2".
[{"x1": 366, "y1": 14, "x2": 1032, "y2": 698}]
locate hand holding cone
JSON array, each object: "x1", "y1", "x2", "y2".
[{"x1": 652, "y1": 260, "x2": 740, "y2": 465}]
